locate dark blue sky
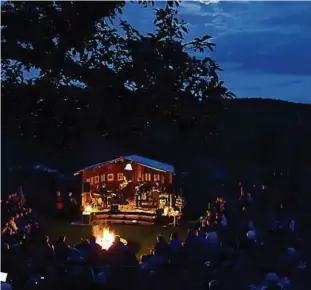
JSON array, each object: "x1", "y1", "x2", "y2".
[
  {"x1": 121, "y1": 1, "x2": 311, "y2": 104},
  {"x1": 23, "y1": 1, "x2": 311, "y2": 104}
]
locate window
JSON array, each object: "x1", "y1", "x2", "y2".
[
  {"x1": 100, "y1": 174, "x2": 105, "y2": 182},
  {"x1": 117, "y1": 173, "x2": 124, "y2": 181},
  {"x1": 161, "y1": 175, "x2": 165, "y2": 183},
  {"x1": 154, "y1": 174, "x2": 160, "y2": 182},
  {"x1": 94, "y1": 176, "x2": 99, "y2": 184},
  {"x1": 90, "y1": 177, "x2": 94, "y2": 185},
  {"x1": 107, "y1": 173, "x2": 114, "y2": 182},
  {"x1": 144, "y1": 173, "x2": 151, "y2": 181},
  {"x1": 86, "y1": 178, "x2": 90, "y2": 183}
]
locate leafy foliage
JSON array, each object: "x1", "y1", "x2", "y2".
[{"x1": 2, "y1": 1, "x2": 234, "y2": 152}]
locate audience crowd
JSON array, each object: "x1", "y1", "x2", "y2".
[{"x1": 1, "y1": 184, "x2": 310, "y2": 290}]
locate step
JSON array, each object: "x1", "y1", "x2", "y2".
[
  {"x1": 94, "y1": 213, "x2": 156, "y2": 222},
  {"x1": 92, "y1": 219, "x2": 154, "y2": 226}
]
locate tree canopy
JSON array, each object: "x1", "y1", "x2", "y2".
[{"x1": 1, "y1": 1, "x2": 234, "y2": 155}]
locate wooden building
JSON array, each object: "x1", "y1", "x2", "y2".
[{"x1": 75, "y1": 155, "x2": 175, "y2": 198}]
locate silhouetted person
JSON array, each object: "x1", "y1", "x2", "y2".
[{"x1": 54, "y1": 235, "x2": 70, "y2": 261}]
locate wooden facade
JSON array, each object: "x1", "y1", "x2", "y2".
[{"x1": 79, "y1": 156, "x2": 174, "y2": 197}]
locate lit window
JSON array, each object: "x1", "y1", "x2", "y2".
[
  {"x1": 100, "y1": 174, "x2": 105, "y2": 182},
  {"x1": 154, "y1": 174, "x2": 160, "y2": 181},
  {"x1": 117, "y1": 173, "x2": 124, "y2": 181},
  {"x1": 107, "y1": 173, "x2": 114, "y2": 182},
  {"x1": 94, "y1": 176, "x2": 99, "y2": 184}
]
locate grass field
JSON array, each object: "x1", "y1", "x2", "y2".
[{"x1": 45, "y1": 219, "x2": 191, "y2": 257}]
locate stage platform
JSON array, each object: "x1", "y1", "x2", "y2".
[{"x1": 86, "y1": 205, "x2": 159, "y2": 226}]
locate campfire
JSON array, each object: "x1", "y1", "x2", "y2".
[{"x1": 92, "y1": 225, "x2": 127, "y2": 250}]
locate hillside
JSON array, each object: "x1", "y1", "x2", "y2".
[
  {"x1": 3, "y1": 98, "x2": 311, "y2": 170},
  {"x1": 220, "y1": 98, "x2": 311, "y2": 170}
]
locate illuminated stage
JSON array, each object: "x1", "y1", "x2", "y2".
[
  {"x1": 83, "y1": 204, "x2": 158, "y2": 226},
  {"x1": 75, "y1": 155, "x2": 184, "y2": 226}
]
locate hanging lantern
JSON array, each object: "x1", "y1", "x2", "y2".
[{"x1": 124, "y1": 163, "x2": 133, "y2": 171}]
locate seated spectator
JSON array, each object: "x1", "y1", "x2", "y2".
[
  {"x1": 169, "y1": 232, "x2": 183, "y2": 265},
  {"x1": 74, "y1": 238, "x2": 90, "y2": 259},
  {"x1": 66, "y1": 265, "x2": 94, "y2": 290},
  {"x1": 141, "y1": 249, "x2": 167, "y2": 272},
  {"x1": 2, "y1": 223, "x2": 14, "y2": 238},
  {"x1": 98, "y1": 249, "x2": 110, "y2": 265},
  {"x1": 89, "y1": 236, "x2": 102, "y2": 252},
  {"x1": 15, "y1": 213, "x2": 26, "y2": 230},
  {"x1": 54, "y1": 235, "x2": 70, "y2": 261},
  {"x1": 169, "y1": 233, "x2": 183, "y2": 253},
  {"x1": 8, "y1": 217, "x2": 18, "y2": 232},
  {"x1": 67, "y1": 247, "x2": 85, "y2": 264},
  {"x1": 184, "y1": 230, "x2": 203, "y2": 263},
  {"x1": 40, "y1": 235, "x2": 55, "y2": 263},
  {"x1": 154, "y1": 234, "x2": 169, "y2": 258},
  {"x1": 94, "y1": 272, "x2": 108, "y2": 290},
  {"x1": 88, "y1": 236, "x2": 102, "y2": 264},
  {"x1": 208, "y1": 280, "x2": 220, "y2": 290},
  {"x1": 108, "y1": 235, "x2": 137, "y2": 266},
  {"x1": 140, "y1": 248, "x2": 154, "y2": 264}
]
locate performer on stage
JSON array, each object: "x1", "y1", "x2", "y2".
[
  {"x1": 175, "y1": 194, "x2": 185, "y2": 214},
  {"x1": 135, "y1": 178, "x2": 144, "y2": 208},
  {"x1": 152, "y1": 183, "x2": 160, "y2": 207},
  {"x1": 119, "y1": 176, "x2": 131, "y2": 204},
  {"x1": 98, "y1": 183, "x2": 109, "y2": 208}
]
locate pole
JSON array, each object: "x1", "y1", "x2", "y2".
[{"x1": 80, "y1": 170, "x2": 84, "y2": 224}]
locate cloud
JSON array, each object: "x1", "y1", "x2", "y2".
[
  {"x1": 179, "y1": 2, "x2": 311, "y2": 76},
  {"x1": 180, "y1": 2, "x2": 206, "y2": 16}
]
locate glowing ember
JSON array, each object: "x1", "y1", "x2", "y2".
[{"x1": 92, "y1": 226, "x2": 127, "y2": 250}]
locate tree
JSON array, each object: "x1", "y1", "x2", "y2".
[{"x1": 2, "y1": 1, "x2": 234, "y2": 158}]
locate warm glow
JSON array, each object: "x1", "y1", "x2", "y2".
[
  {"x1": 97, "y1": 228, "x2": 115, "y2": 250},
  {"x1": 163, "y1": 206, "x2": 169, "y2": 216},
  {"x1": 84, "y1": 205, "x2": 92, "y2": 213},
  {"x1": 92, "y1": 226, "x2": 127, "y2": 250}
]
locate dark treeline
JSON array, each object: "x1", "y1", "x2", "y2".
[{"x1": 3, "y1": 98, "x2": 311, "y2": 216}]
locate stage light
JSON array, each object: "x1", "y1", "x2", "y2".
[
  {"x1": 84, "y1": 205, "x2": 92, "y2": 214},
  {"x1": 124, "y1": 163, "x2": 133, "y2": 171}
]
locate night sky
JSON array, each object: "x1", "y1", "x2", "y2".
[
  {"x1": 23, "y1": 1, "x2": 311, "y2": 104},
  {"x1": 121, "y1": 1, "x2": 311, "y2": 104}
]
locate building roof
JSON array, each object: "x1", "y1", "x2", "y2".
[
  {"x1": 74, "y1": 155, "x2": 175, "y2": 175},
  {"x1": 124, "y1": 155, "x2": 175, "y2": 173}
]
